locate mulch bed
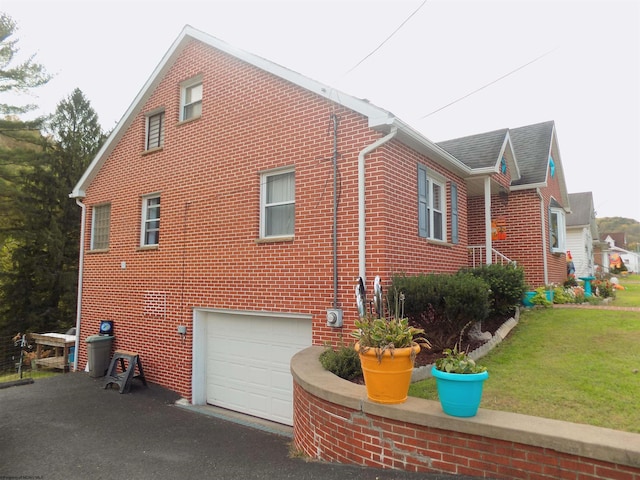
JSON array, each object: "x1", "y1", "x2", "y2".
[{"x1": 350, "y1": 313, "x2": 512, "y2": 385}]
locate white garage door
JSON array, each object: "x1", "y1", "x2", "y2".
[{"x1": 205, "y1": 311, "x2": 312, "y2": 426}]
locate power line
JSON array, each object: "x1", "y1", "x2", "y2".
[
  {"x1": 344, "y1": 0, "x2": 428, "y2": 76},
  {"x1": 419, "y1": 47, "x2": 558, "y2": 120}
]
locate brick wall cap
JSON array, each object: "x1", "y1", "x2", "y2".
[{"x1": 292, "y1": 346, "x2": 640, "y2": 469}]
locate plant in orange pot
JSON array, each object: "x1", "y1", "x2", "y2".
[{"x1": 352, "y1": 279, "x2": 429, "y2": 404}]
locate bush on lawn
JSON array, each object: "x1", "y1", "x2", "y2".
[
  {"x1": 460, "y1": 263, "x2": 527, "y2": 317},
  {"x1": 391, "y1": 273, "x2": 490, "y2": 351}
]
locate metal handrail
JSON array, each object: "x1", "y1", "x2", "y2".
[{"x1": 467, "y1": 245, "x2": 515, "y2": 268}]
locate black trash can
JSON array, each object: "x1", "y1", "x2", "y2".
[{"x1": 86, "y1": 335, "x2": 114, "y2": 378}]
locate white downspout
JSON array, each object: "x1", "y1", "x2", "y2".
[
  {"x1": 537, "y1": 188, "x2": 549, "y2": 285},
  {"x1": 484, "y1": 176, "x2": 492, "y2": 265},
  {"x1": 358, "y1": 127, "x2": 398, "y2": 284},
  {"x1": 73, "y1": 198, "x2": 87, "y2": 372}
]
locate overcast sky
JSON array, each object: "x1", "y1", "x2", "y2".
[{"x1": 4, "y1": 0, "x2": 639, "y2": 221}]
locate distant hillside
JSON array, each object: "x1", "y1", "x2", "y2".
[{"x1": 597, "y1": 217, "x2": 640, "y2": 250}]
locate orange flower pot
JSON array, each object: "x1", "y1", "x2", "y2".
[{"x1": 355, "y1": 342, "x2": 420, "y2": 404}]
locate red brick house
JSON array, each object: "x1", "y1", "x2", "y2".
[
  {"x1": 438, "y1": 120, "x2": 571, "y2": 288},
  {"x1": 70, "y1": 26, "x2": 564, "y2": 425}
]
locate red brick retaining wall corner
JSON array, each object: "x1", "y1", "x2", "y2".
[{"x1": 291, "y1": 347, "x2": 640, "y2": 479}]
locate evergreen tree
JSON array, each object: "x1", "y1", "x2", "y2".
[
  {"x1": 0, "y1": 13, "x2": 51, "y2": 118},
  {"x1": 0, "y1": 13, "x2": 52, "y2": 239},
  {"x1": 0, "y1": 89, "x2": 104, "y2": 335}
]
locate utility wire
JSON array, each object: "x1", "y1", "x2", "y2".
[
  {"x1": 344, "y1": 0, "x2": 428, "y2": 76},
  {"x1": 419, "y1": 47, "x2": 558, "y2": 120}
]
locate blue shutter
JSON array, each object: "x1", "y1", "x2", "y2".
[
  {"x1": 418, "y1": 165, "x2": 427, "y2": 237},
  {"x1": 549, "y1": 206, "x2": 555, "y2": 252},
  {"x1": 451, "y1": 182, "x2": 459, "y2": 244}
]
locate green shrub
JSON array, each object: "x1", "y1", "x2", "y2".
[
  {"x1": 391, "y1": 273, "x2": 490, "y2": 351},
  {"x1": 319, "y1": 343, "x2": 362, "y2": 380},
  {"x1": 531, "y1": 287, "x2": 552, "y2": 307},
  {"x1": 593, "y1": 279, "x2": 616, "y2": 299},
  {"x1": 552, "y1": 286, "x2": 574, "y2": 304},
  {"x1": 460, "y1": 263, "x2": 526, "y2": 316}
]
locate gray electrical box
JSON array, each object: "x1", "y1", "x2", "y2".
[{"x1": 326, "y1": 309, "x2": 343, "y2": 328}]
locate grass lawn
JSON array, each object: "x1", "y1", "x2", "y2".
[
  {"x1": 0, "y1": 369, "x2": 60, "y2": 384},
  {"x1": 612, "y1": 274, "x2": 640, "y2": 307},
  {"x1": 409, "y1": 276, "x2": 640, "y2": 433}
]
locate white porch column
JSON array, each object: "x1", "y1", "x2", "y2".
[{"x1": 484, "y1": 176, "x2": 492, "y2": 265}]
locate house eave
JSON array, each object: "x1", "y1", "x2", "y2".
[
  {"x1": 372, "y1": 117, "x2": 472, "y2": 177},
  {"x1": 510, "y1": 181, "x2": 547, "y2": 192},
  {"x1": 71, "y1": 25, "x2": 431, "y2": 198}
]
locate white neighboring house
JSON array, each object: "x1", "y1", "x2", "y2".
[
  {"x1": 601, "y1": 233, "x2": 640, "y2": 274},
  {"x1": 566, "y1": 192, "x2": 598, "y2": 278}
]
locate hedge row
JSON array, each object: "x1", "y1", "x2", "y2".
[{"x1": 389, "y1": 264, "x2": 526, "y2": 350}]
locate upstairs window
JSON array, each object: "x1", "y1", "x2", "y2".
[
  {"x1": 261, "y1": 169, "x2": 295, "y2": 238},
  {"x1": 141, "y1": 194, "x2": 160, "y2": 246},
  {"x1": 91, "y1": 203, "x2": 111, "y2": 250},
  {"x1": 549, "y1": 207, "x2": 566, "y2": 253},
  {"x1": 180, "y1": 79, "x2": 202, "y2": 121},
  {"x1": 418, "y1": 164, "x2": 446, "y2": 242},
  {"x1": 146, "y1": 111, "x2": 165, "y2": 150}
]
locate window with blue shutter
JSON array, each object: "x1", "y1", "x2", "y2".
[{"x1": 417, "y1": 164, "x2": 447, "y2": 241}]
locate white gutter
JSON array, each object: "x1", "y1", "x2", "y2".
[
  {"x1": 72, "y1": 198, "x2": 87, "y2": 372},
  {"x1": 537, "y1": 188, "x2": 549, "y2": 285},
  {"x1": 358, "y1": 127, "x2": 398, "y2": 284},
  {"x1": 484, "y1": 176, "x2": 492, "y2": 265}
]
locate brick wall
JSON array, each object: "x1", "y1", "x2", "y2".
[
  {"x1": 466, "y1": 157, "x2": 569, "y2": 288},
  {"x1": 292, "y1": 348, "x2": 640, "y2": 480},
  {"x1": 77, "y1": 38, "x2": 471, "y2": 398}
]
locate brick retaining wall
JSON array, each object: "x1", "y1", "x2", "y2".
[{"x1": 292, "y1": 346, "x2": 640, "y2": 479}]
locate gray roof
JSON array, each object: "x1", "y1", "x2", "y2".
[
  {"x1": 510, "y1": 121, "x2": 555, "y2": 186},
  {"x1": 566, "y1": 192, "x2": 594, "y2": 227},
  {"x1": 437, "y1": 128, "x2": 509, "y2": 169}
]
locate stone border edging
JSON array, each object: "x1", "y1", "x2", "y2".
[{"x1": 412, "y1": 308, "x2": 520, "y2": 382}]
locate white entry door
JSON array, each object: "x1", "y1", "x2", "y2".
[{"x1": 204, "y1": 311, "x2": 312, "y2": 426}]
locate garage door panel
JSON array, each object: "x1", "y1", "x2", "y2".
[
  {"x1": 271, "y1": 370, "x2": 292, "y2": 391},
  {"x1": 204, "y1": 312, "x2": 312, "y2": 426}
]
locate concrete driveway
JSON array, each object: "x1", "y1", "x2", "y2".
[{"x1": 0, "y1": 373, "x2": 486, "y2": 480}]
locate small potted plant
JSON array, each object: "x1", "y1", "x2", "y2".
[
  {"x1": 352, "y1": 277, "x2": 429, "y2": 404},
  {"x1": 432, "y1": 346, "x2": 488, "y2": 417}
]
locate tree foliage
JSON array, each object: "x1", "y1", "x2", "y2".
[
  {"x1": 0, "y1": 13, "x2": 51, "y2": 117},
  {"x1": 0, "y1": 89, "x2": 104, "y2": 335},
  {"x1": 597, "y1": 217, "x2": 640, "y2": 251},
  {"x1": 0, "y1": 13, "x2": 51, "y2": 243}
]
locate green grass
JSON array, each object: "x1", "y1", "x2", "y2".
[
  {"x1": 612, "y1": 274, "x2": 640, "y2": 307},
  {"x1": 409, "y1": 278, "x2": 640, "y2": 433},
  {"x1": 0, "y1": 369, "x2": 60, "y2": 384}
]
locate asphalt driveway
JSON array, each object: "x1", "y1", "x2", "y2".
[{"x1": 0, "y1": 373, "x2": 486, "y2": 480}]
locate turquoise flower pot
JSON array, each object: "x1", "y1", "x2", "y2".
[
  {"x1": 522, "y1": 291, "x2": 536, "y2": 307},
  {"x1": 432, "y1": 366, "x2": 489, "y2": 417}
]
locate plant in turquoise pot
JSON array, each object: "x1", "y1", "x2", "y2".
[{"x1": 432, "y1": 345, "x2": 488, "y2": 417}]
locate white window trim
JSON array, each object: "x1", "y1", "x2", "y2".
[
  {"x1": 419, "y1": 165, "x2": 448, "y2": 242},
  {"x1": 549, "y1": 207, "x2": 566, "y2": 253},
  {"x1": 180, "y1": 76, "x2": 203, "y2": 122},
  {"x1": 141, "y1": 194, "x2": 161, "y2": 247},
  {"x1": 90, "y1": 203, "x2": 111, "y2": 250},
  {"x1": 260, "y1": 167, "x2": 295, "y2": 239}
]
